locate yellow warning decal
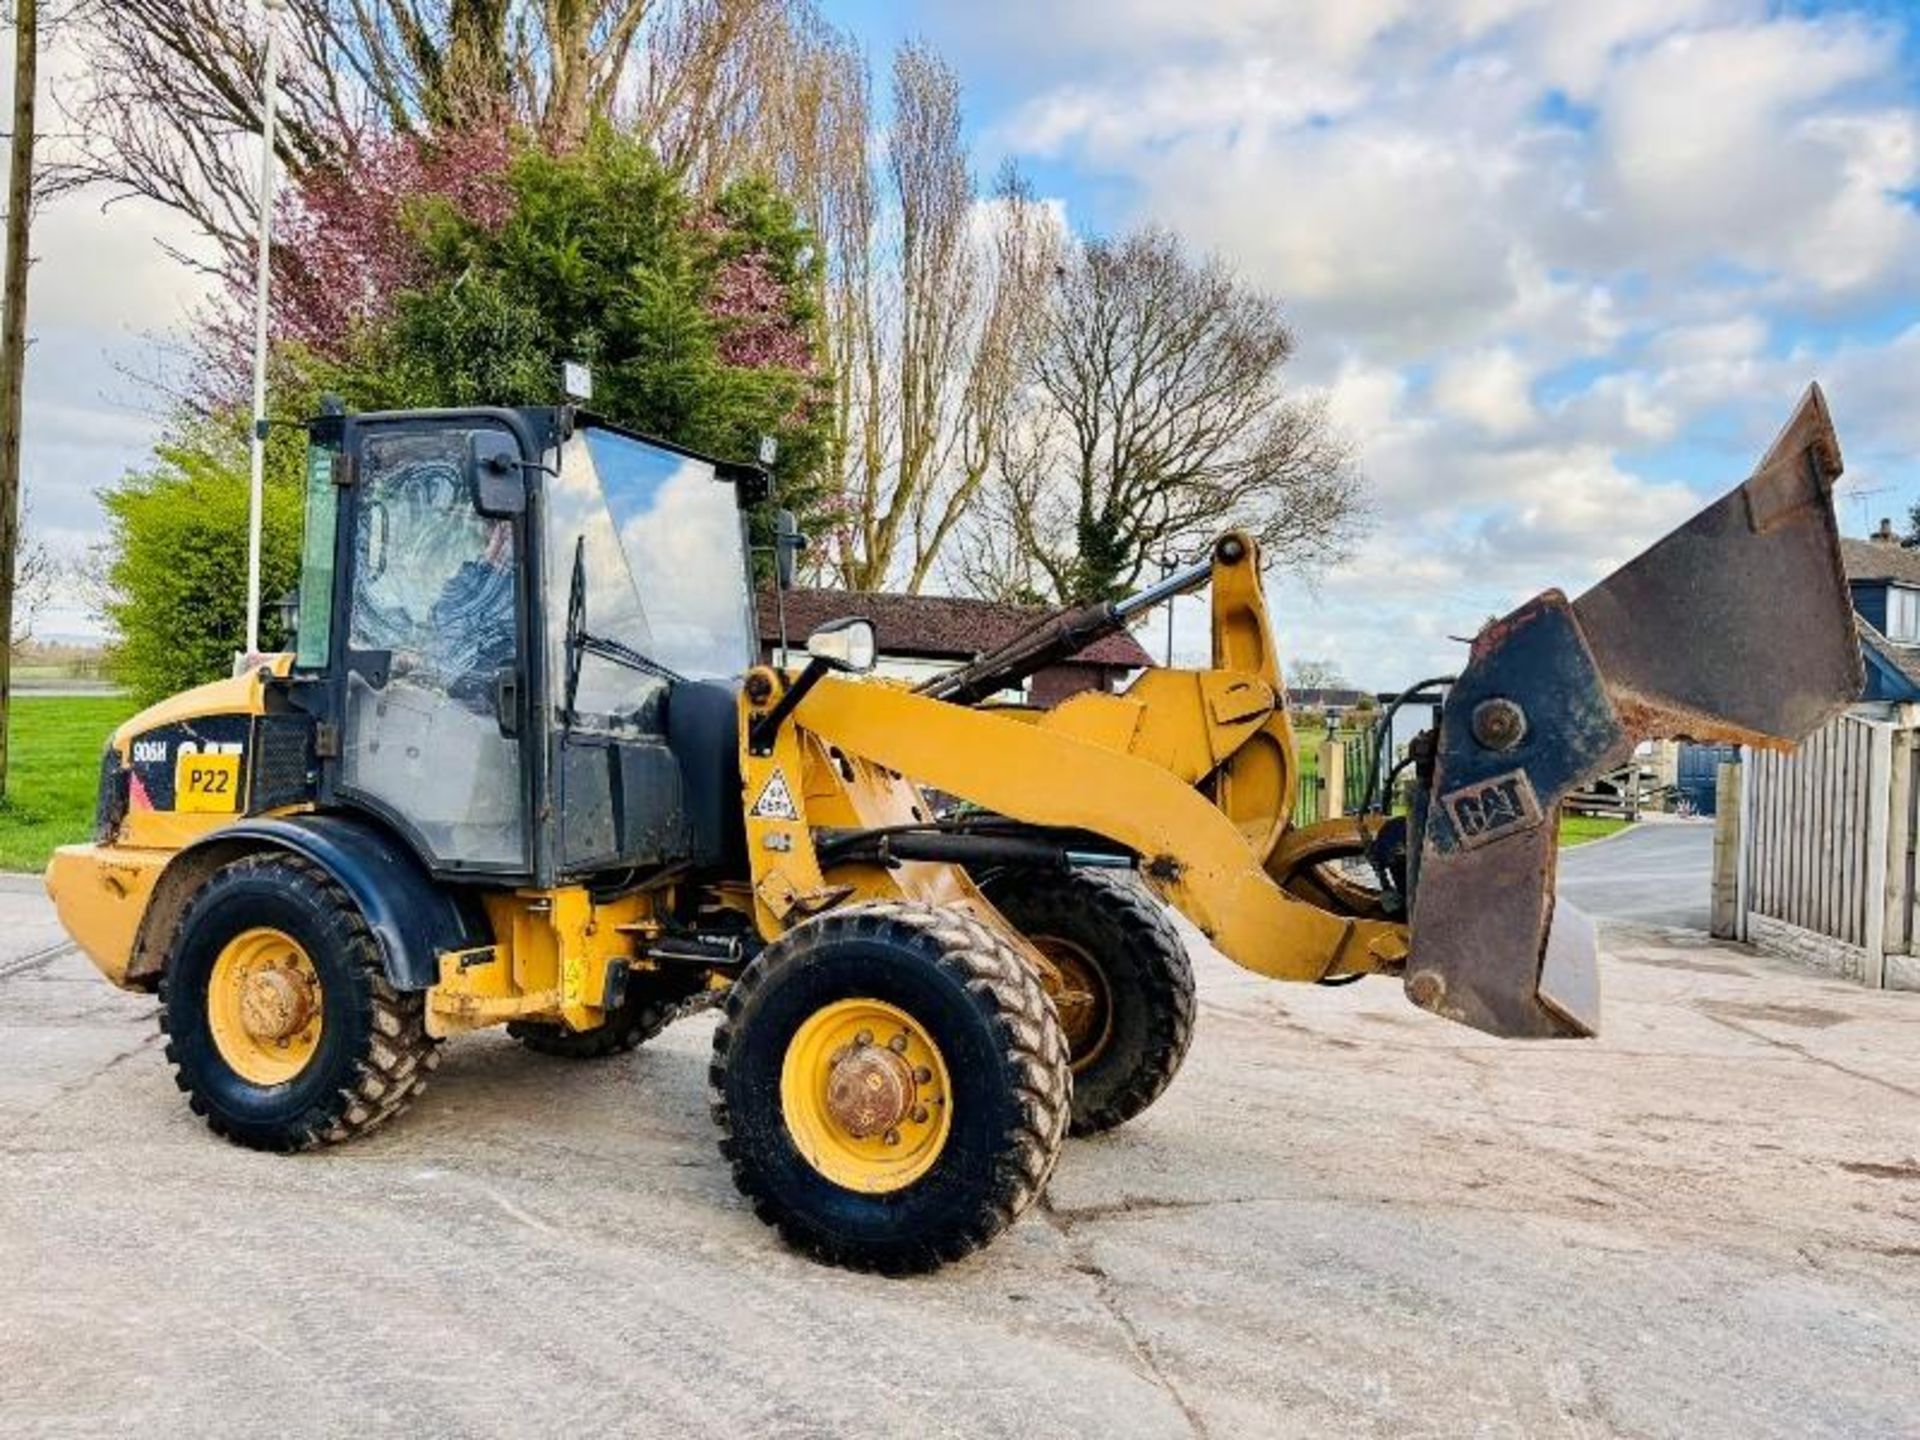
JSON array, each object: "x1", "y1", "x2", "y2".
[{"x1": 750, "y1": 767, "x2": 800, "y2": 821}]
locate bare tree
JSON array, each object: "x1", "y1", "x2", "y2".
[
  {"x1": 50, "y1": 0, "x2": 718, "y2": 267},
  {"x1": 961, "y1": 226, "x2": 1368, "y2": 605},
  {"x1": 1287, "y1": 657, "x2": 1347, "y2": 692},
  {"x1": 824, "y1": 45, "x2": 1058, "y2": 593},
  {"x1": 630, "y1": 0, "x2": 847, "y2": 192},
  {"x1": 10, "y1": 524, "x2": 53, "y2": 650},
  {"x1": 54, "y1": 1, "x2": 389, "y2": 269}
]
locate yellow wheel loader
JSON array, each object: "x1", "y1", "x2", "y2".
[{"x1": 46, "y1": 389, "x2": 1861, "y2": 1273}]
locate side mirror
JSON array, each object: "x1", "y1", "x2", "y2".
[
  {"x1": 775, "y1": 508, "x2": 807, "y2": 591},
  {"x1": 806, "y1": 617, "x2": 876, "y2": 674},
  {"x1": 468, "y1": 432, "x2": 527, "y2": 517}
]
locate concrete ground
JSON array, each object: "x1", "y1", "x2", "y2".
[
  {"x1": 1557, "y1": 818, "x2": 1714, "y2": 930},
  {"x1": 4, "y1": 868, "x2": 1918, "y2": 1439}
]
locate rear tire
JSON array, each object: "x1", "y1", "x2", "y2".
[
  {"x1": 159, "y1": 853, "x2": 438, "y2": 1152},
  {"x1": 981, "y1": 868, "x2": 1195, "y2": 1136},
  {"x1": 710, "y1": 902, "x2": 1070, "y2": 1274}
]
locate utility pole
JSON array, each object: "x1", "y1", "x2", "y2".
[
  {"x1": 1160, "y1": 554, "x2": 1175, "y2": 667},
  {"x1": 243, "y1": 0, "x2": 286, "y2": 658},
  {"x1": 0, "y1": 0, "x2": 39, "y2": 799}
]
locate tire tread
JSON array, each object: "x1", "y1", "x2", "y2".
[
  {"x1": 709, "y1": 900, "x2": 1070, "y2": 1273},
  {"x1": 158, "y1": 852, "x2": 437, "y2": 1152}
]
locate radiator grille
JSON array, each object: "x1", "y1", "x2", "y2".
[{"x1": 249, "y1": 716, "x2": 315, "y2": 812}]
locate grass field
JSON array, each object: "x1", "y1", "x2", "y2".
[
  {"x1": 0, "y1": 696, "x2": 139, "y2": 872},
  {"x1": 1559, "y1": 813, "x2": 1630, "y2": 847}
]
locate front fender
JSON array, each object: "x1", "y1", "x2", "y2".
[{"x1": 154, "y1": 815, "x2": 490, "y2": 991}]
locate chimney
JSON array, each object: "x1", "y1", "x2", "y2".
[{"x1": 1874, "y1": 517, "x2": 1898, "y2": 545}]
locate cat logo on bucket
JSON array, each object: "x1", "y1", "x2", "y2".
[{"x1": 1440, "y1": 769, "x2": 1543, "y2": 850}]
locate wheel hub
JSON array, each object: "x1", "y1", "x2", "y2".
[
  {"x1": 825, "y1": 1039, "x2": 916, "y2": 1139},
  {"x1": 239, "y1": 967, "x2": 314, "y2": 1041},
  {"x1": 206, "y1": 927, "x2": 324, "y2": 1087},
  {"x1": 780, "y1": 998, "x2": 953, "y2": 1193},
  {"x1": 1031, "y1": 936, "x2": 1113, "y2": 1073}
]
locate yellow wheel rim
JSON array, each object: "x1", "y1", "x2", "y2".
[
  {"x1": 779, "y1": 998, "x2": 952, "y2": 1194},
  {"x1": 206, "y1": 927, "x2": 324, "y2": 1086},
  {"x1": 1032, "y1": 936, "x2": 1113, "y2": 1074}
]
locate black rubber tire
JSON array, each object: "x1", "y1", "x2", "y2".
[
  {"x1": 508, "y1": 971, "x2": 710, "y2": 1058},
  {"x1": 158, "y1": 852, "x2": 439, "y2": 1152},
  {"x1": 981, "y1": 868, "x2": 1196, "y2": 1136},
  {"x1": 710, "y1": 901, "x2": 1071, "y2": 1274}
]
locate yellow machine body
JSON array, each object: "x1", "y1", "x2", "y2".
[
  {"x1": 39, "y1": 392, "x2": 1863, "y2": 1272},
  {"x1": 49, "y1": 533, "x2": 1392, "y2": 1034}
]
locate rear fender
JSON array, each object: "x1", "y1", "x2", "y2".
[{"x1": 137, "y1": 816, "x2": 489, "y2": 991}]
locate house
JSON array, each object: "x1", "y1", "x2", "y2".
[
  {"x1": 756, "y1": 588, "x2": 1154, "y2": 705},
  {"x1": 1290, "y1": 686, "x2": 1370, "y2": 717},
  {"x1": 1839, "y1": 522, "x2": 1920, "y2": 702}
]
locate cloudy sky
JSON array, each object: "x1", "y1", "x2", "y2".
[
  {"x1": 18, "y1": 0, "x2": 1920, "y2": 688},
  {"x1": 845, "y1": 0, "x2": 1920, "y2": 684}
]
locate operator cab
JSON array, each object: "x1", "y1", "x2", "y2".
[{"x1": 287, "y1": 406, "x2": 766, "y2": 888}]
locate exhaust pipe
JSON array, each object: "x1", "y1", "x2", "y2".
[{"x1": 1404, "y1": 385, "x2": 1863, "y2": 1038}]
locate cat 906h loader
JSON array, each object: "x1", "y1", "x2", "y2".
[{"x1": 46, "y1": 388, "x2": 1860, "y2": 1272}]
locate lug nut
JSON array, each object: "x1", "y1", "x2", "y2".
[
  {"x1": 883, "y1": 1129, "x2": 901, "y2": 1146},
  {"x1": 913, "y1": 1066, "x2": 932, "y2": 1083},
  {"x1": 854, "y1": 1029, "x2": 872, "y2": 1048},
  {"x1": 910, "y1": 1106, "x2": 930, "y2": 1125},
  {"x1": 888, "y1": 1033, "x2": 909, "y2": 1054}
]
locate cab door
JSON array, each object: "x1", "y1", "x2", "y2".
[{"x1": 333, "y1": 418, "x2": 533, "y2": 876}]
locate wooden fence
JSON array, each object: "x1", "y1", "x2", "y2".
[{"x1": 1727, "y1": 706, "x2": 1920, "y2": 989}]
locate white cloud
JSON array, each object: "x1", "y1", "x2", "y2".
[
  {"x1": 952, "y1": 0, "x2": 1920, "y2": 683},
  {"x1": 1431, "y1": 346, "x2": 1538, "y2": 436},
  {"x1": 1585, "y1": 18, "x2": 1918, "y2": 292}
]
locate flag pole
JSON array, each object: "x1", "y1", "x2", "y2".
[{"x1": 243, "y1": 0, "x2": 287, "y2": 659}]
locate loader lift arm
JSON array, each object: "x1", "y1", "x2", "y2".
[
  {"x1": 749, "y1": 385, "x2": 1861, "y2": 1040},
  {"x1": 792, "y1": 675, "x2": 1412, "y2": 982}
]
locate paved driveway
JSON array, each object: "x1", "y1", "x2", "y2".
[
  {"x1": 3, "y1": 873, "x2": 1918, "y2": 1438},
  {"x1": 1558, "y1": 820, "x2": 1714, "y2": 929}
]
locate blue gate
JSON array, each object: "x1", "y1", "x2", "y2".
[{"x1": 1676, "y1": 743, "x2": 1738, "y2": 816}]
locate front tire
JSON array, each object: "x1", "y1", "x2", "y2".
[
  {"x1": 710, "y1": 902, "x2": 1070, "y2": 1274},
  {"x1": 159, "y1": 853, "x2": 438, "y2": 1152},
  {"x1": 981, "y1": 868, "x2": 1196, "y2": 1136}
]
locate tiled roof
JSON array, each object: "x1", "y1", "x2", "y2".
[
  {"x1": 1858, "y1": 614, "x2": 1920, "y2": 689},
  {"x1": 756, "y1": 588, "x2": 1155, "y2": 668},
  {"x1": 1838, "y1": 537, "x2": 1920, "y2": 586}
]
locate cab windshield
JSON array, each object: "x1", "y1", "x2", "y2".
[{"x1": 545, "y1": 426, "x2": 755, "y2": 717}]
